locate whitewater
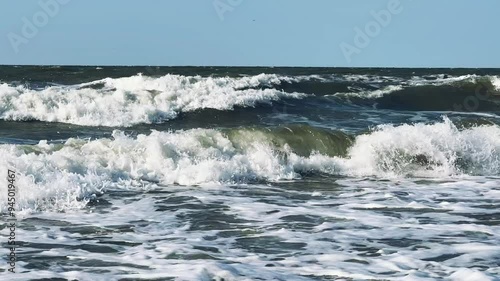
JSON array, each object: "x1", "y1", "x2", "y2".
[
  {"x1": 0, "y1": 66, "x2": 499, "y2": 280},
  {"x1": 0, "y1": 74, "x2": 304, "y2": 127}
]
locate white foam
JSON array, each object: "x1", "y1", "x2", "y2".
[
  {"x1": 1, "y1": 173, "x2": 499, "y2": 280},
  {"x1": 333, "y1": 75, "x2": 500, "y2": 99},
  {"x1": 491, "y1": 75, "x2": 500, "y2": 91},
  {"x1": 343, "y1": 74, "x2": 404, "y2": 84},
  {"x1": 0, "y1": 74, "x2": 304, "y2": 127},
  {"x1": 0, "y1": 129, "x2": 303, "y2": 212},
  {"x1": 333, "y1": 85, "x2": 403, "y2": 98},
  {"x1": 342, "y1": 117, "x2": 500, "y2": 177},
  {"x1": 2, "y1": 118, "x2": 500, "y2": 213},
  {"x1": 450, "y1": 268, "x2": 495, "y2": 281},
  {"x1": 409, "y1": 74, "x2": 500, "y2": 91},
  {"x1": 404, "y1": 74, "x2": 478, "y2": 87}
]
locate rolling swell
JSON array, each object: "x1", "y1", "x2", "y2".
[
  {"x1": 375, "y1": 77, "x2": 500, "y2": 111},
  {"x1": 216, "y1": 73, "x2": 500, "y2": 112},
  {"x1": 334, "y1": 75, "x2": 500, "y2": 112},
  {"x1": 2, "y1": 69, "x2": 500, "y2": 129},
  {"x1": 238, "y1": 78, "x2": 358, "y2": 96},
  {"x1": 224, "y1": 125, "x2": 354, "y2": 157}
]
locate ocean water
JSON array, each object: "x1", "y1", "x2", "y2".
[{"x1": 0, "y1": 66, "x2": 500, "y2": 280}]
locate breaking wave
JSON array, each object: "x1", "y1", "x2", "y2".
[
  {"x1": 2, "y1": 73, "x2": 500, "y2": 128},
  {"x1": 2, "y1": 118, "x2": 500, "y2": 212},
  {"x1": 0, "y1": 74, "x2": 304, "y2": 127}
]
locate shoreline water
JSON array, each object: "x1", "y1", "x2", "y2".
[{"x1": 0, "y1": 66, "x2": 499, "y2": 280}]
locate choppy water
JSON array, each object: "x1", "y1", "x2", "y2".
[{"x1": 0, "y1": 66, "x2": 499, "y2": 280}]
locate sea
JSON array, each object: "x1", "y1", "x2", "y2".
[{"x1": 0, "y1": 66, "x2": 499, "y2": 281}]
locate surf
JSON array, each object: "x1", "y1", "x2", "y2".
[
  {"x1": 2, "y1": 118, "x2": 500, "y2": 213},
  {"x1": 0, "y1": 73, "x2": 304, "y2": 127}
]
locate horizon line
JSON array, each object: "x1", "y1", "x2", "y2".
[{"x1": 1, "y1": 64, "x2": 500, "y2": 70}]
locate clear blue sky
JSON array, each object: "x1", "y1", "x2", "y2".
[{"x1": 1, "y1": 0, "x2": 499, "y2": 67}]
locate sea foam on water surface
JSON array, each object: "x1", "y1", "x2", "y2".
[
  {"x1": 0, "y1": 74, "x2": 304, "y2": 127},
  {"x1": 1, "y1": 118, "x2": 500, "y2": 213},
  {"x1": 1, "y1": 73, "x2": 500, "y2": 127},
  {"x1": 1, "y1": 67, "x2": 500, "y2": 280}
]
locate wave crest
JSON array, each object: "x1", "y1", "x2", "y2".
[
  {"x1": 2, "y1": 119, "x2": 500, "y2": 212},
  {"x1": 0, "y1": 74, "x2": 303, "y2": 127},
  {"x1": 344, "y1": 117, "x2": 500, "y2": 177},
  {"x1": 333, "y1": 75, "x2": 500, "y2": 111}
]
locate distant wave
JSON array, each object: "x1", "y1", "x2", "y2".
[
  {"x1": 332, "y1": 75, "x2": 500, "y2": 111},
  {"x1": 217, "y1": 74, "x2": 500, "y2": 112},
  {"x1": 0, "y1": 74, "x2": 304, "y2": 127},
  {"x1": 2, "y1": 118, "x2": 500, "y2": 211},
  {"x1": 2, "y1": 73, "x2": 500, "y2": 128}
]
